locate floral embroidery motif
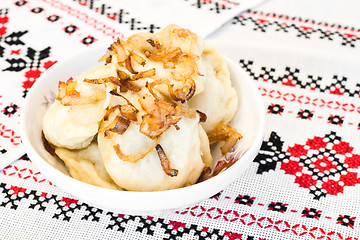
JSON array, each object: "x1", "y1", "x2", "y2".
[{"x1": 281, "y1": 132, "x2": 360, "y2": 199}]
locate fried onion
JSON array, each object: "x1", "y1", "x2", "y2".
[
  {"x1": 57, "y1": 80, "x2": 106, "y2": 106},
  {"x1": 155, "y1": 144, "x2": 178, "y2": 177},
  {"x1": 132, "y1": 68, "x2": 156, "y2": 81},
  {"x1": 110, "y1": 38, "x2": 127, "y2": 63},
  {"x1": 131, "y1": 51, "x2": 146, "y2": 67},
  {"x1": 208, "y1": 124, "x2": 243, "y2": 155},
  {"x1": 168, "y1": 78, "x2": 196, "y2": 102},
  {"x1": 196, "y1": 110, "x2": 207, "y2": 123},
  {"x1": 113, "y1": 137, "x2": 160, "y2": 163},
  {"x1": 139, "y1": 93, "x2": 181, "y2": 139},
  {"x1": 125, "y1": 55, "x2": 138, "y2": 74}
]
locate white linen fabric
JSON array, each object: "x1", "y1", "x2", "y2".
[{"x1": 0, "y1": 0, "x2": 359, "y2": 239}]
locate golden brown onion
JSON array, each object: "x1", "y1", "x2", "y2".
[
  {"x1": 113, "y1": 138, "x2": 160, "y2": 163},
  {"x1": 131, "y1": 51, "x2": 146, "y2": 67},
  {"x1": 208, "y1": 124, "x2": 243, "y2": 155},
  {"x1": 125, "y1": 56, "x2": 138, "y2": 74},
  {"x1": 132, "y1": 68, "x2": 156, "y2": 81},
  {"x1": 155, "y1": 144, "x2": 178, "y2": 177}
]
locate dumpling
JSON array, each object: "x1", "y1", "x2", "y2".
[
  {"x1": 55, "y1": 142, "x2": 121, "y2": 190},
  {"x1": 42, "y1": 24, "x2": 241, "y2": 192},
  {"x1": 43, "y1": 64, "x2": 116, "y2": 149},
  {"x1": 98, "y1": 115, "x2": 211, "y2": 191},
  {"x1": 105, "y1": 24, "x2": 207, "y2": 100},
  {"x1": 95, "y1": 86, "x2": 212, "y2": 191},
  {"x1": 188, "y1": 46, "x2": 238, "y2": 133}
]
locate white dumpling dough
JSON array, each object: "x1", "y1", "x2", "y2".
[
  {"x1": 43, "y1": 64, "x2": 117, "y2": 149},
  {"x1": 189, "y1": 46, "x2": 238, "y2": 133},
  {"x1": 55, "y1": 142, "x2": 121, "y2": 190},
  {"x1": 98, "y1": 117, "x2": 211, "y2": 191}
]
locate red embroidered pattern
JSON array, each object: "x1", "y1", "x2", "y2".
[
  {"x1": 176, "y1": 205, "x2": 358, "y2": 240},
  {"x1": 259, "y1": 87, "x2": 360, "y2": 114},
  {"x1": 2, "y1": 164, "x2": 52, "y2": 184},
  {"x1": 0, "y1": 123, "x2": 21, "y2": 146},
  {"x1": 39, "y1": 0, "x2": 124, "y2": 39},
  {"x1": 282, "y1": 132, "x2": 360, "y2": 200}
]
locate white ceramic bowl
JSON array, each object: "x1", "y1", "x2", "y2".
[{"x1": 20, "y1": 43, "x2": 265, "y2": 215}]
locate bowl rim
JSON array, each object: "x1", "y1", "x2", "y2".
[{"x1": 20, "y1": 43, "x2": 266, "y2": 214}]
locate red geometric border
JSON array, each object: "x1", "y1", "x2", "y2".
[
  {"x1": 259, "y1": 87, "x2": 360, "y2": 114},
  {"x1": 2, "y1": 164, "x2": 52, "y2": 185},
  {"x1": 176, "y1": 205, "x2": 359, "y2": 240},
  {"x1": 0, "y1": 123, "x2": 22, "y2": 146},
  {"x1": 39, "y1": 0, "x2": 124, "y2": 39}
]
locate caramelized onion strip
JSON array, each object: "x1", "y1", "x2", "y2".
[
  {"x1": 60, "y1": 91, "x2": 106, "y2": 106},
  {"x1": 108, "y1": 116, "x2": 130, "y2": 135},
  {"x1": 125, "y1": 56, "x2": 138, "y2": 74},
  {"x1": 132, "y1": 68, "x2": 156, "y2": 81},
  {"x1": 175, "y1": 102, "x2": 197, "y2": 119},
  {"x1": 99, "y1": 116, "x2": 120, "y2": 133},
  {"x1": 110, "y1": 38, "x2": 127, "y2": 63},
  {"x1": 83, "y1": 76, "x2": 119, "y2": 85},
  {"x1": 113, "y1": 138, "x2": 160, "y2": 163},
  {"x1": 155, "y1": 144, "x2": 178, "y2": 177},
  {"x1": 109, "y1": 91, "x2": 139, "y2": 120},
  {"x1": 131, "y1": 52, "x2": 146, "y2": 66},
  {"x1": 57, "y1": 80, "x2": 77, "y2": 101},
  {"x1": 208, "y1": 124, "x2": 243, "y2": 155},
  {"x1": 103, "y1": 105, "x2": 120, "y2": 121},
  {"x1": 98, "y1": 50, "x2": 112, "y2": 64},
  {"x1": 168, "y1": 78, "x2": 196, "y2": 102},
  {"x1": 196, "y1": 110, "x2": 207, "y2": 123}
]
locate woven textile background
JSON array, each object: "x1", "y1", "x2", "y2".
[{"x1": 0, "y1": 0, "x2": 359, "y2": 239}]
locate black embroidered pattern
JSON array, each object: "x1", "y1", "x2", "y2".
[
  {"x1": 47, "y1": 14, "x2": 60, "y2": 22},
  {"x1": 14, "y1": 0, "x2": 27, "y2": 7},
  {"x1": 186, "y1": 0, "x2": 236, "y2": 14},
  {"x1": 72, "y1": 0, "x2": 161, "y2": 33},
  {"x1": 336, "y1": 215, "x2": 356, "y2": 228},
  {"x1": 268, "y1": 202, "x2": 288, "y2": 213},
  {"x1": 297, "y1": 109, "x2": 314, "y2": 120},
  {"x1": 81, "y1": 203, "x2": 103, "y2": 222},
  {"x1": 327, "y1": 115, "x2": 344, "y2": 126},
  {"x1": 1, "y1": 103, "x2": 19, "y2": 117},
  {"x1": 64, "y1": 24, "x2": 79, "y2": 35},
  {"x1": 210, "y1": 191, "x2": 222, "y2": 200},
  {"x1": 0, "y1": 183, "x2": 29, "y2": 210},
  {"x1": 234, "y1": 195, "x2": 255, "y2": 206},
  {"x1": 30, "y1": 7, "x2": 44, "y2": 14},
  {"x1": 232, "y1": 12, "x2": 360, "y2": 47},
  {"x1": 302, "y1": 208, "x2": 321, "y2": 219},
  {"x1": 106, "y1": 213, "x2": 136, "y2": 232},
  {"x1": 254, "y1": 131, "x2": 289, "y2": 174},
  {"x1": 239, "y1": 59, "x2": 360, "y2": 97},
  {"x1": 267, "y1": 103, "x2": 284, "y2": 115},
  {"x1": 4, "y1": 46, "x2": 51, "y2": 71},
  {"x1": 81, "y1": 35, "x2": 97, "y2": 46}
]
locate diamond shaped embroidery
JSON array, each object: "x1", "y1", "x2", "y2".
[{"x1": 281, "y1": 131, "x2": 360, "y2": 199}]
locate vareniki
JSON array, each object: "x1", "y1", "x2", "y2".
[{"x1": 42, "y1": 24, "x2": 241, "y2": 191}]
